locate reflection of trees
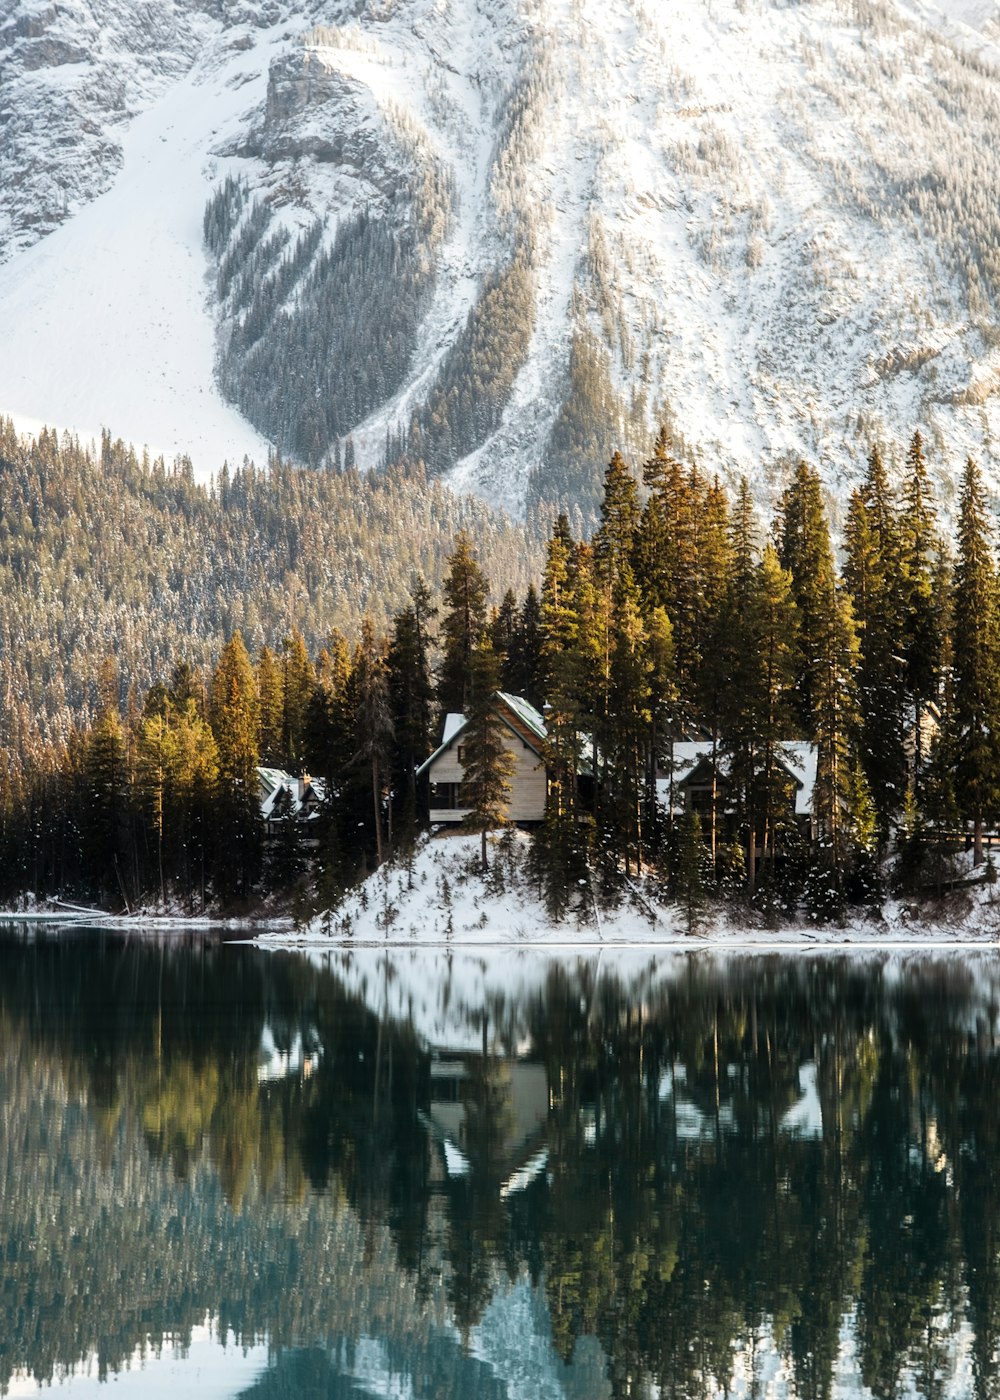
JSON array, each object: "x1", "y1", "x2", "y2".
[
  {"x1": 0, "y1": 933, "x2": 433, "y2": 1391},
  {"x1": 519, "y1": 957, "x2": 1000, "y2": 1400},
  {"x1": 5, "y1": 938, "x2": 1000, "y2": 1400}
]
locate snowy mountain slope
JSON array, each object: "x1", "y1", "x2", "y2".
[{"x1": 7, "y1": 0, "x2": 1000, "y2": 515}]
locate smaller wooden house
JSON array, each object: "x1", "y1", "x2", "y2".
[
  {"x1": 417, "y1": 692, "x2": 548, "y2": 825},
  {"x1": 257, "y1": 767, "x2": 326, "y2": 847},
  {"x1": 658, "y1": 741, "x2": 819, "y2": 839}
]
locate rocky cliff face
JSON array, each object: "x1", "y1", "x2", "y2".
[{"x1": 5, "y1": 0, "x2": 1000, "y2": 520}]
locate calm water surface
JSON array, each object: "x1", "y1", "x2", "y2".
[{"x1": 2, "y1": 926, "x2": 999, "y2": 1399}]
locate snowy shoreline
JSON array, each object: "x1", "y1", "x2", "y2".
[
  {"x1": 7, "y1": 833, "x2": 1000, "y2": 949},
  {"x1": 254, "y1": 832, "x2": 1000, "y2": 951}
]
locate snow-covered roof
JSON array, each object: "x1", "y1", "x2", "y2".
[
  {"x1": 782, "y1": 742, "x2": 818, "y2": 816},
  {"x1": 417, "y1": 693, "x2": 547, "y2": 777},
  {"x1": 442, "y1": 712, "x2": 465, "y2": 745},
  {"x1": 257, "y1": 768, "x2": 326, "y2": 821},
  {"x1": 495, "y1": 692, "x2": 547, "y2": 744}
]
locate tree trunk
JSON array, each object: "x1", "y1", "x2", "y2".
[
  {"x1": 372, "y1": 758, "x2": 384, "y2": 866},
  {"x1": 710, "y1": 727, "x2": 718, "y2": 868}
]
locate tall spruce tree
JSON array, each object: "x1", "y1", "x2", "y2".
[
  {"x1": 437, "y1": 531, "x2": 490, "y2": 718},
  {"x1": 461, "y1": 642, "x2": 515, "y2": 873},
  {"x1": 208, "y1": 631, "x2": 261, "y2": 898},
  {"x1": 592, "y1": 454, "x2": 643, "y2": 882},
  {"x1": 532, "y1": 517, "x2": 594, "y2": 913},
  {"x1": 843, "y1": 445, "x2": 907, "y2": 843},
  {"x1": 603, "y1": 567, "x2": 652, "y2": 875},
  {"x1": 951, "y1": 456, "x2": 1000, "y2": 863},
  {"x1": 282, "y1": 629, "x2": 316, "y2": 772},
  {"x1": 776, "y1": 460, "x2": 836, "y2": 735},
  {"x1": 488, "y1": 589, "x2": 519, "y2": 676},
  {"x1": 807, "y1": 584, "x2": 860, "y2": 916},
  {"x1": 83, "y1": 705, "x2": 131, "y2": 908},
  {"x1": 899, "y1": 430, "x2": 942, "y2": 793},
  {"x1": 774, "y1": 462, "x2": 861, "y2": 903},
  {"x1": 256, "y1": 646, "x2": 284, "y2": 767},
  {"x1": 387, "y1": 578, "x2": 436, "y2": 836},
  {"x1": 722, "y1": 544, "x2": 799, "y2": 895},
  {"x1": 352, "y1": 617, "x2": 394, "y2": 866},
  {"x1": 636, "y1": 433, "x2": 702, "y2": 697},
  {"x1": 503, "y1": 584, "x2": 544, "y2": 708}
]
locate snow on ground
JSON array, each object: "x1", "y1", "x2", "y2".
[
  {"x1": 259, "y1": 830, "x2": 1000, "y2": 955},
  {"x1": 250, "y1": 831, "x2": 1000, "y2": 1061},
  {"x1": 0, "y1": 15, "x2": 278, "y2": 480}
]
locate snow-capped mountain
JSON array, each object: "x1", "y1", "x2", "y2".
[{"x1": 4, "y1": 0, "x2": 1000, "y2": 519}]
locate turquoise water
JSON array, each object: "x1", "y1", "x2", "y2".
[{"x1": 1, "y1": 927, "x2": 997, "y2": 1399}]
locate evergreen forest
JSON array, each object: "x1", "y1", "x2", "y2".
[{"x1": 2, "y1": 419, "x2": 998, "y2": 925}]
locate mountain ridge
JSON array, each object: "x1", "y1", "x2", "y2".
[{"x1": 5, "y1": 0, "x2": 1000, "y2": 520}]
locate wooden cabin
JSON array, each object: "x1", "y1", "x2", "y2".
[{"x1": 417, "y1": 692, "x2": 548, "y2": 825}]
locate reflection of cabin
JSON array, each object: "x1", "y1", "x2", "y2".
[
  {"x1": 659, "y1": 741, "x2": 818, "y2": 840},
  {"x1": 428, "y1": 1051, "x2": 549, "y2": 1191},
  {"x1": 417, "y1": 692, "x2": 547, "y2": 825},
  {"x1": 257, "y1": 767, "x2": 326, "y2": 846}
]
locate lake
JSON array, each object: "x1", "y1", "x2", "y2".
[{"x1": 1, "y1": 925, "x2": 998, "y2": 1399}]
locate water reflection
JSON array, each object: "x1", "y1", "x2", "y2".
[{"x1": 2, "y1": 928, "x2": 1000, "y2": 1399}]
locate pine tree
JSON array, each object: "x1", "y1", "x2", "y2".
[
  {"x1": 281, "y1": 628, "x2": 316, "y2": 771},
  {"x1": 503, "y1": 584, "x2": 544, "y2": 708},
  {"x1": 951, "y1": 456, "x2": 1000, "y2": 863},
  {"x1": 635, "y1": 429, "x2": 699, "y2": 692},
  {"x1": 776, "y1": 460, "x2": 839, "y2": 735},
  {"x1": 488, "y1": 589, "x2": 519, "y2": 677},
  {"x1": 590, "y1": 455, "x2": 644, "y2": 879},
  {"x1": 256, "y1": 645, "x2": 284, "y2": 767},
  {"x1": 137, "y1": 708, "x2": 175, "y2": 906},
  {"x1": 461, "y1": 643, "x2": 515, "y2": 873},
  {"x1": 353, "y1": 617, "x2": 394, "y2": 866},
  {"x1": 675, "y1": 806, "x2": 706, "y2": 934},
  {"x1": 899, "y1": 430, "x2": 942, "y2": 794},
  {"x1": 722, "y1": 545, "x2": 799, "y2": 895},
  {"x1": 209, "y1": 632, "x2": 261, "y2": 898},
  {"x1": 387, "y1": 580, "x2": 436, "y2": 836},
  {"x1": 437, "y1": 531, "x2": 490, "y2": 717},
  {"x1": 533, "y1": 517, "x2": 594, "y2": 908},
  {"x1": 646, "y1": 604, "x2": 677, "y2": 862},
  {"x1": 773, "y1": 461, "x2": 861, "y2": 898},
  {"x1": 168, "y1": 698, "x2": 219, "y2": 910},
  {"x1": 752, "y1": 546, "x2": 801, "y2": 885},
  {"x1": 843, "y1": 445, "x2": 907, "y2": 842},
  {"x1": 592, "y1": 450, "x2": 641, "y2": 593},
  {"x1": 602, "y1": 567, "x2": 651, "y2": 875},
  {"x1": 807, "y1": 586, "x2": 860, "y2": 918},
  {"x1": 306, "y1": 629, "x2": 353, "y2": 792},
  {"x1": 83, "y1": 705, "x2": 131, "y2": 907}
]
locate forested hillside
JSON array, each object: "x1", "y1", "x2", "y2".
[
  {"x1": 4, "y1": 415, "x2": 998, "y2": 923},
  {"x1": 0, "y1": 419, "x2": 540, "y2": 754}
]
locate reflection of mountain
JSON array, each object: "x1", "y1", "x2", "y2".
[
  {"x1": 234, "y1": 1280, "x2": 609, "y2": 1400},
  {"x1": 5, "y1": 935, "x2": 1000, "y2": 1399}
]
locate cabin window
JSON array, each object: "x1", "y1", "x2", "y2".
[
  {"x1": 429, "y1": 782, "x2": 459, "y2": 809},
  {"x1": 456, "y1": 745, "x2": 466, "y2": 763}
]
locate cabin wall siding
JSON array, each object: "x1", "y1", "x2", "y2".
[
  {"x1": 426, "y1": 731, "x2": 546, "y2": 822},
  {"x1": 432, "y1": 747, "x2": 466, "y2": 783}
]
